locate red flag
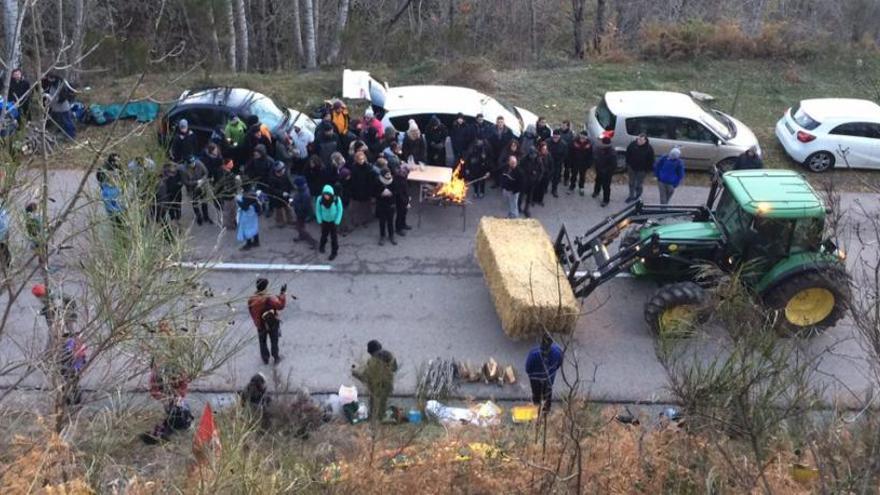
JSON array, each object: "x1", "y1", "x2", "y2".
[{"x1": 193, "y1": 403, "x2": 221, "y2": 462}]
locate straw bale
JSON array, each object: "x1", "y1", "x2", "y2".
[{"x1": 475, "y1": 217, "x2": 579, "y2": 340}]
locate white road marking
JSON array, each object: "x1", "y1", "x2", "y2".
[{"x1": 175, "y1": 262, "x2": 333, "y2": 272}]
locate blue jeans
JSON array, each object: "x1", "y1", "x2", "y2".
[
  {"x1": 50, "y1": 111, "x2": 76, "y2": 139},
  {"x1": 628, "y1": 169, "x2": 647, "y2": 200},
  {"x1": 502, "y1": 189, "x2": 519, "y2": 218}
]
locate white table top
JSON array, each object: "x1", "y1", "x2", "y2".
[{"x1": 407, "y1": 165, "x2": 453, "y2": 185}]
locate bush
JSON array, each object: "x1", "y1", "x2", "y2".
[{"x1": 639, "y1": 19, "x2": 823, "y2": 61}]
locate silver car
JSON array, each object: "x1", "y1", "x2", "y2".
[{"x1": 586, "y1": 91, "x2": 761, "y2": 170}]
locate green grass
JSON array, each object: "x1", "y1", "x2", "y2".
[{"x1": 67, "y1": 55, "x2": 880, "y2": 189}]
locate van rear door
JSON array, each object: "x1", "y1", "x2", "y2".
[{"x1": 342, "y1": 69, "x2": 388, "y2": 113}]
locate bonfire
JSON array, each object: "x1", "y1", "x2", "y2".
[{"x1": 433, "y1": 161, "x2": 467, "y2": 203}]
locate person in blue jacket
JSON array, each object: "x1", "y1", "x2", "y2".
[
  {"x1": 654, "y1": 147, "x2": 685, "y2": 205},
  {"x1": 525, "y1": 334, "x2": 564, "y2": 414},
  {"x1": 315, "y1": 184, "x2": 343, "y2": 261}
]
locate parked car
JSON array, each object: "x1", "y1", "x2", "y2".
[
  {"x1": 775, "y1": 98, "x2": 880, "y2": 172},
  {"x1": 157, "y1": 87, "x2": 316, "y2": 149},
  {"x1": 341, "y1": 69, "x2": 539, "y2": 137},
  {"x1": 586, "y1": 91, "x2": 761, "y2": 171}
]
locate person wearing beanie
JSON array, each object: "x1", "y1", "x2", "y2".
[
  {"x1": 566, "y1": 131, "x2": 593, "y2": 196},
  {"x1": 352, "y1": 339, "x2": 398, "y2": 422},
  {"x1": 525, "y1": 334, "x2": 563, "y2": 415},
  {"x1": 362, "y1": 107, "x2": 384, "y2": 140},
  {"x1": 374, "y1": 168, "x2": 397, "y2": 246},
  {"x1": 179, "y1": 158, "x2": 213, "y2": 225},
  {"x1": 592, "y1": 136, "x2": 617, "y2": 207},
  {"x1": 625, "y1": 133, "x2": 655, "y2": 202},
  {"x1": 450, "y1": 112, "x2": 476, "y2": 163},
  {"x1": 315, "y1": 184, "x2": 344, "y2": 260},
  {"x1": 520, "y1": 123, "x2": 538, "y2": 157},
  {"x1": 402, "y1": 119, "x2": 427, "y2": 164},
  {"x1": 247, "y1": 278, "x2": 288, "y2": 365},
  {"x1": 654, "y1": 147, "x2": 685, "y2": 205},
  {"x1": 170, "y1": 118, "x2": 198, "y2": 164}
]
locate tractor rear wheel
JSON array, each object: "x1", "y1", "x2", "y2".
[
  {"x1": 762, "y1": 267, "x2": 850, "y2": 337},
  {"x1": 644, "y1": 282, "x2": 709, "y2": 338}
]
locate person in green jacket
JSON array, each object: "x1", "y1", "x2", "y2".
[
  {"x1": 315, "y1": 184, "x2": 343, "y2": 261},
  {"x1": 224, "y1": 115, "x2": 248, "y2": 166}
]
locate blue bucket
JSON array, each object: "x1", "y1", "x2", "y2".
[{"x1": 407, "y1": 409, "x2": 422, "y2": 424}]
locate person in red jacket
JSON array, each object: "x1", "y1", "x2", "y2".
[{"x1": 248, "y1": 278, "x2": 288, "y2": 365}]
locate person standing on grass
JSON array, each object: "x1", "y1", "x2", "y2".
[
  {"x1": 625, "y1": 133, "x2": 655, "y2": 202},
  {"x1": 500, "y1": 155, "x2": 523, "y2": 219},
  {"x1": 248, "y1": 278, "x2": 288, "y2": 365},
  {"x1": 734, "y1": 145, "x2": 763, "y2": 170},
  {"x1": 567, "y1": 131, "x2": 593, "y2": 196},
  {"x1": 352, "y1": 340, "x2": 398, "y2": 422},
  {"x1": 525, "y1": 335, "x2": 563, "y2": 415},
  {"x1": 592, "y1": 136, "x2": 616, "y2": 207},
  {"x1": 375, "y1": 168, "x2": 397, "y2": 246},
  {"x1": 315, "y1": 184, "x2": 343, "y2": 261},
  {"x1": 654, "y1": 147, "x2": 685, "y2": 205}
]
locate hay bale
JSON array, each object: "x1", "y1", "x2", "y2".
[{"x1": 476, "y1": 217, "x2": 579, "y2": 340}]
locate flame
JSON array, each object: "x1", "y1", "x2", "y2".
[{"x1": 433, "y1": 160, "x2": 467, "y2": 203}]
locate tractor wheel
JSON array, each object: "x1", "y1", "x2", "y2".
[
  {"x1": 762, "y1": 267, "x2": 850, "y2": 337},
  {"x1": 644, "y1": 282, "x2": 710, "y2": 338}
]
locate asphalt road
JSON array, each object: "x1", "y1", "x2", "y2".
[{"x1": 2, "y1": 169, "x2": 878, "y2": 405}]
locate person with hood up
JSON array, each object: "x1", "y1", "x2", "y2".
[
  {"x1": 375, "y1": 168, "x2": 397, "y2": 246},
  {"x1": 291, "y1": 176, "x2": 317, "y2": 248},
  {"x1": 654, "y1": 147, "x2": 685, "y2": 205},
  {"x1": 244, "y1": 143, "x2": 275, "y2": 190},
  {"x1": 401, "y1": 119, "x2": 427, "y2": 164},
  {"x1": 170, "y1": 119, "x2": 198, "y2": 164},
  {"x1": 425, "y1": 115, "x2": 448, "y2": 165},
  {"x1": 315, "y1": 184, "x2": 343, "y2": 260},
  {"x1": 519, "y1": 123, "x2": 538, "y2": 156},
  {"x1": 267, "y1": 162, "x2": 295, "y2": 227},
  {"x1": 330, "y1": 100, "x2": 350, "y2": 138},
  {"x1": 625, "y1": 133, "x2": 655, "y2": 202},
  {"x1": 180, "y1": 158, "x2": 213, "y2": 225},
  {"x1": 224, "y1": 115, "x2": 248, "y2": 159},
  {"x1": 567, "y1": 131, "x2": 593, "y2": 196},
  {"x1": 352, "y1": 339, "x2": 398, "y2": 422},
  {"x1": 247, "y1": 278, "x2": 288, "y2": 365},
  {"x1": 449, "y1": 113, "x2": 475, "y2": 162},
  {"x1": 465, "y1": 138, "x2": 491, "y2": 199},
  {"x1": 592, "y1": 136, "x2": 617, "y2": 207},
  {"x1": 525, "y1": 334, "x2": 564, "y2": 414},
  {"x1": 548, "y1": 129, "x2": 569, "y2": 197},
  {"x1": 348, "y1": 151, "x2": 375, "y2": 229},
  {"x1": 236, "y1": 185, "x2": 262, "y2": 249},
  {"x1": 734, "y1": 145, "x2": 764, "y2": 170}
]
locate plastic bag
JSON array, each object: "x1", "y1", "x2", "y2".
[{"x1": 338, "y1": 385, "x2": 358, "y2": 405}]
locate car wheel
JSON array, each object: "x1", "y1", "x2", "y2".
[{"x1": 804, "y1": 151, "x2": 835, "y2": 173}]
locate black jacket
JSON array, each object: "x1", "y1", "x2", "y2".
[
  {"x1": 500, "y1": 166, "x2": 523, "y2": 193},
  {"x1": 625, "y1": 140, "x2": 655, "y2": 172},
  {"x1": 170, "y1": 130, "x2": 198, "y2": 163},
  {"x1": 464, "y1": 143, "x2": 491, "y2": 180},
  {"x1": 244, "y1": 145, "x2": 275, "y2": 186},
  {"x1": 450, "y1": 121, "x2": 476, "y2": 156},
  {"x1": 349, "y1": 163, "x2": 376, "y2": 201},
  {"x1": 548, "y1": 139, "x2": 569, "y2": 169},
  {"x1": 374, "y1": 179, "x2": 396, "y2": 216},
  {"x1": 595, "y1": 144, "x2": 617, "y2": 175},
  {"x1": 487, "y1": 126, "x2": 515, "y2": 160},
  {"x1": 7, "y1": 77, "x2": 31, "y2": 106},
  {"x1": 535, "y1": 124, "x2": 552, "y2": 143},
  {"x1": 567, "y1": 139, "x2": 594, "y2": 170},
  {"x1": 402, "y1": 134, "x2": 427, "y2": 164},
  {"x1": 734, "y1": 152, "x2": 764, "y2": 170}
]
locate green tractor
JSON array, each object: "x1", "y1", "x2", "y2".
[{"x1": 554, "y1": 169, "x2": 850, "y2": 337}]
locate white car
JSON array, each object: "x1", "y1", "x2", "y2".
[
  {"x1": 586, "y1": 91, "x2": 761, "y2": 171},
  {"x1": 775, "y1": 98, "x2": 880, "y2": 172},
  {"x1": 341, "y1": 69, "x2": 538, "y2": 137}
]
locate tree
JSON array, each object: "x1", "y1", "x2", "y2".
[
  {"x1": 325, "y1": 0, "x2": 350, "y2": 65},
  {"x1": 571, "y1": 0, "x2": 586, "y2": 59},
  {"x1": 3, "y1": 0, "x2": 22, "y2": 70},
  {"x1": 225, "y1": 0, "x2": 237, "y2": 72},
  {"x1": 207, "y1": 1, "x2": 223, "y2": 66},
  {"x1": 291, "y1": 0, "x2": 304, "y2": 64},
  {"x1": 234, "y1": 0, "x2": 248, "y2": 72},
  {"x1": 593, "y1": 0, "x2": 606, "y2": 52},
  {"x1": 69, "y1": 0, "x2": 87, "y2": 82},
  {"x1": 302, "y1": 0, "x2": 317, "y2": 68}
]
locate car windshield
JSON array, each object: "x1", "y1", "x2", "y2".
[
  {"x1": 596, "y1": 97, "x2": 617, "y2": 130},
  {"x1": 691, "y1": 97, "x2": 735, "y2": 140},
  {"x1": 248, "y1": 95, "x2": 286, "y2": 129}
]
